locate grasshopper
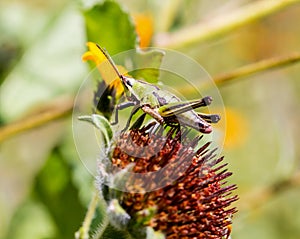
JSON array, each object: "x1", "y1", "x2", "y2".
[{"x1": 95, "y1": 45, "x2": 220, "y2": 134}]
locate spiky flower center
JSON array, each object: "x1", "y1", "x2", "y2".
[{"x1": 107, "y1": 125, "x2": 237, "y2": 239}]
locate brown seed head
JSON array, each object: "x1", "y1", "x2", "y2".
[{"x1": 108, "y1": 124, "x2": 238, "y2": 239}]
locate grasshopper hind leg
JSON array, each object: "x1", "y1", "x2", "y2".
[
  {"x1": 197, "y1": 113, "x2": 221, "y2": 124},
  {"x1": 141, "y1": 105, "x2": 164, "y2": 124}
]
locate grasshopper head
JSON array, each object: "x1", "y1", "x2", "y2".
[
  {"x1": 121, "y1": 76, "x2": 137, "y2": 100},
  {"x1": 121, "y1": 76, "x2": 134, "y2": 88}
]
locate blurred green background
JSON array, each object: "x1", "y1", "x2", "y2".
[{"x1": 1, "y1": 0, "x2": 300, "y2": 239}]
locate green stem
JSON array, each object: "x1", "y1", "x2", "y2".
[
  {"x1": 92, "y1": 218, "x2": 110, "y2": 239},
  {"x1": 75, "y1": 193, "x2": 102, "y2": 239},
  {"x1": 177, "y1": 51, "x2": 300, "y2": 95},
  {"x1": 155, "y1": 0, "x2": 300, "y2": 48}
]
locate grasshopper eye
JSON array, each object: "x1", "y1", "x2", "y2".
[{"x1": 123, "y1": 77, "x2": 134, "y2": 87}]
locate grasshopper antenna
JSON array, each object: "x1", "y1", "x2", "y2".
[{"x1": 95, "y1": 44, "x2": 123, "y2": 80}]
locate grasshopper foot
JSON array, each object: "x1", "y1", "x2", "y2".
[
  {"x1": 203, "y1": 96, "x2": 213, "y2": 106},
  {"x1": 209, "y1": 114, "x2": 221, "y2": 123}
]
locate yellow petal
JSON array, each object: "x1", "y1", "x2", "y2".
[
  {"x1": 82, "y1": 42, "x2": 107, "y2": 65},
  {"x1": 82, "y1": 51, "x2": 95, "y2": 62},
  {"x1": 82, "y1": 42, "x2": 131, "y2": 99},
  {"x1": 110, "y1": 79, "x2": 124, "y2": 99}
]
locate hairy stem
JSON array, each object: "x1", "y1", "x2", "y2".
[
  {"x1": 75, "y1": 193, "x2": 103, "y2": 239},
  {"x1": 155, "y1": 0, "x2": 300, "y2": 48}
]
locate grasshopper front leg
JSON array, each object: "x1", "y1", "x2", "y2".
[
  {"x1": 112, "y1": 102, "x2": 155, "y2": 132},
  {"x1": 111, "y1": 101, "x2": 136, "y2": 125}
]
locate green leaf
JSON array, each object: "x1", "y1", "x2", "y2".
[
  {"x1": 84, "y1": 1, "x2": 138, "y2": 56},
  {"x1": 131, "y1": 48, "x2": 165, "y2": 83},
  {"x1": 32, "y1": 147, "x2": 86, "y2": 239},
  {"x1": 78, "y1": 114, "x2": 113, "y2": 147}
]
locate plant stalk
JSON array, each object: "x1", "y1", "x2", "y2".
[
  {"x1": 155, "y1": 0, "x2": 300, "y2": 48},
  {"x1": 0, "y1": 97, "x2": 73, "y2": 143}
]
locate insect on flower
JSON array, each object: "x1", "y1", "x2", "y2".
[{"x1": 84, "y1": 43, "x2": 221, "y2": 133}]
